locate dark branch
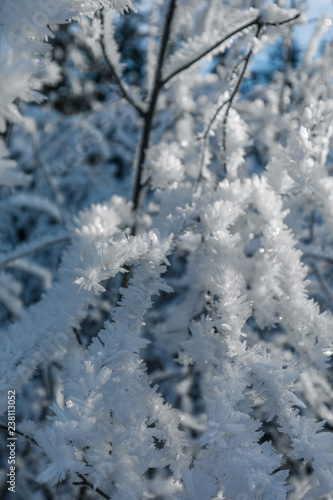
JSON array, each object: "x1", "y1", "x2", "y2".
[
  {"x1": 306, "y1": 259, "x2": 333, "y2": 308},
  {"x1": 101, "y1": 14, "x2": 146, "y2": 118},
  {"x1": 161, "y1": 16, "x2": 260, "y2": 87},
  {"x1": 161, "y1": 12, "x2": 301, "y2": 88},
  {"x1": 302, "y1": 253, "x2": 333, "y2": 266},
  {"x1": 131, "y1": 0, "x2": 177, "y2": 213},
  {"x1": 0, "y1": 422, "x2": 111, "y2": 500},
  {"x1": 221, "y1": 24, "x2": 262, "y2": 175},
  {"x1": 195, "y1": 96, "x2": 229, "y2": 190},
  {"x1": 265, "y1": 12, "x2": 301, "y2": 27},
  {"x1": 130, "y1": 7, "x2": 300, "y2": 209},
  {"x1": 0, "y1": 422, "x2": 38, "y2": 446},
  {"x1": 116, "y1": 0, "x2": 179, "y2": 297},
  {"x1": 0, "y1": 236, "x2": 71, "y2": 268},
  {"x1": 76, "y1": 474, "x2": 111, "y2": 500}
]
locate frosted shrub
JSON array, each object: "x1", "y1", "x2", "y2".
[{"x1": 1, "y1": 1, "x2": 333, "y2": 499}]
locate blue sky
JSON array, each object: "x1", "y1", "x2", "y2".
[
  {"x1": 296, "y1": 0, "x2": 333, "y2": 48},
  {"x1": 250, "y1": 1, "x2": 333, "y2": 72}
]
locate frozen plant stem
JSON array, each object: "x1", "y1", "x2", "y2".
[
  {"x1": 221, "y1": 24, "x2": 261, "y2": 176},
  {"x1": 161, "y1": 16, "x2": 260, "y2": 87},
  {"x1": 219, "y1": 13, "x2": 300, "y2": 176},
  {"x1": 75, "y1": 474, "x2": 111, "y2": 500},
  {"x1": 132, "y1": 12, "x2": 262, "y2": 211},
  {"x1": 131, "y1": 9, "x2": 300, "y2": 205},
  {"x1": 0, "y1": 422, "x2": 111, "y2": 500},
  {"x1": 161, "y1": 12, "x2": 300, "y2": 89},
  {"x1": 0, "y1": 235, "x2": 71, "y2": 268},
  {"x1": 115, "y1": 7, "x2": 300, "y2": 293},
  {"x1": 101, "y1": 36, "x2": 146, "y2": 118},
  {"x1": 131, "y1": 0, "x2": 177, "y2": 213},
  {"x1": 116, "y1": 0, "x2": 177, "y2": 296}
]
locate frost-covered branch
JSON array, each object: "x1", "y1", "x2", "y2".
[
  {"x1": 131, "y1": 0, "x2": 177, "y2": 212},
  {"x1": 102, "y1": 11, "x2": 146, "y2": 117},
  {"x1": 221, "y1": 24, "x2": 262, "y2": 176},
  {"x1": 161, "y1": 15, "x2": 259, "y2": 87},
  {"x1": 74, "y1": 474, "x2": 111, "y2": 500},
  {"x1": 0, "y1": 235, "x2": 71, "y2": 269},
  {"x1": 2, "y1": 1, "x2": 333, "y2": 498}
]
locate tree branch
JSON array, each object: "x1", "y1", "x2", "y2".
[
  {"x1": 0, "y1": 422, "x2": 111, "y2": 500},
  {"x1": 131, "y1": 0, "x2": 177, "y2": 213},
  {"x1": 101, "y1": 15, "x2": 146, "y2": 118},
  {"x1": 194, "y1": 96, "x2": 229, "y2": 190},
  {"x1": 75, "y1": 474, "x2": 111, "y2": 500},
  {"x1": 307, "y1": 259, "x2": 333, "y2": 309},
  {"x1": 221, "y1": 23, "x2": 262, "y2": 175},
  {"x1": 115, "y1": 0, "x2": 178, "y2": 297},
  {"x1": 302, "y1": 253, "x2": 333, "y2": 266},
  {"x1": 161, "y1": 12, "x2": 301, "y2": 88},
  {"x1": 0, "y1": 235, "x2": 71, "y2": 268},
  {"x1": 265, "y1": 12, "x2": 301, "y2": 27},
  {"x1": 103, "y1": 54, "x2": 146, "y2": 118},
  {"x1": 161, "y1": 16, "x2": 260, "y2": 88},
  {"x1": 0, "y1": 422, "x2": 38, "y2": 446},
  {"x1": 131, "y1": 7, "x2": 300, "y2": 207}
]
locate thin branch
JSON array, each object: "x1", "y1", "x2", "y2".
[
  {"x1": 195, "y1": 98, "x2": 229, "y2": 190},
  {"x1": 103, "y1": 53, "x2": 146, "y2": 118},
  {"x1": 0, "y1": 235, "x2": 71, "y2": 268},
  {"x1": 117, "y1": 0, "x2": 178, "y2": 296},
  {"x1": 221, "y1": 23, "x2": 261, "y2": 175},
  {"x1": 204, "y1": 98, "x2": 230, "y2": 143},
  {"x1": 195, "y1": 32, "x2": 258, "y2": 188},
  {"x1": 161, "y1": 12, "x2": 301, "y2": 88},
  {"x1": 75, "y1": 474, "x2": 111, "y2": 500},
  {"x1": 0, "y1": 422, "x2": 38, "y2": 446},
  {"x1": 131, "y1": 0, "x2": 177, "y2": 213},
  {"x1": 307, "y1": 260, "x2": 333, "y2": 309},
  {"x1": 302, "y1": 253, "x2": 333, "y2": 266},
  {"x1": 265, "y1": 12, "x2": 301, "y2": 27},
  {"x1": 161, "y1": 16, "x2": 260, "y2": 87},
  {"x1": 0, "y1": 422, "x2": 111, "y2": 500},
  {"x1": 73, "y1": 327, "x2": 84, "y2": 346},
  {"x1": 101, "y1": 15, "x2": 146, "y2": 118}
]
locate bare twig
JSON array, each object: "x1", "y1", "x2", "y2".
[{"x1": 73, "y1": 327, "x2": 84, "y2": 346}]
